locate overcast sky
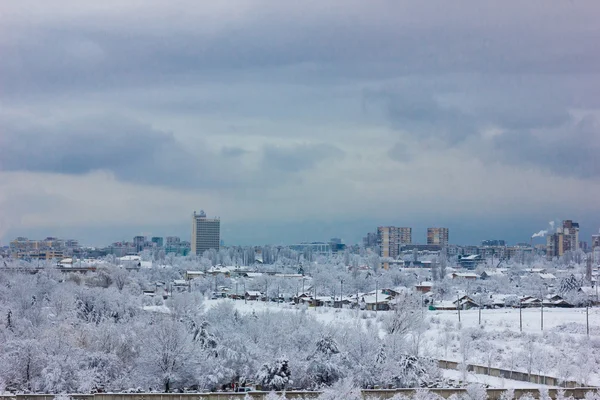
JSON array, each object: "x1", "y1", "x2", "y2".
[{"x1": 1, "y1": 1, "x2": 599, "y2": 247}]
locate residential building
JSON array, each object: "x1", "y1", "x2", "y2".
[
  {"x1": 377, "y1": 226, "x2": 411, "y2": 258},
  {"x1": 427, "y1": 227, "x2": 449, "y2": 247},
  {"x1": 133, "y1": 236, "x2": 147, "y2": 252},
  {"x1": 290, "y1": 242, "x2": 331, "y2": 255},
  {"x1": 191, "y1": 210, "x2": 221, "y2": 256},
  {"x1": 481, "y1": 239, "x2": 506, "y2": 247},
  {"x1": 9, "y1": 236, "x2": 67, "y2": 259},
  {"x1": 592, "y1": 231, "x2": 600, "y2": 265},
  {"x1": 546, "y1": 220, "x2": 580, "y2": 260},
  {"x1": 151, "y1": 237, "x2": 164, "y2": 247},
  {"x1": 328, "y1": 238, "x2": 346, "y2": 253},
  {"x1": 363, "y1": 232, "x2": 378, "y2": 248}
]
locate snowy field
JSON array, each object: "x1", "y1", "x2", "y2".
[{"x1": 205, "y1": 299, "x2": 600, "y2": 388}]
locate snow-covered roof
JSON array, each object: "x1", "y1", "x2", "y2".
[
  {"x1": 244, "y1": 272, "x2": 263, "y2": 278},
  {"x1": 452, "y1": 272, "x2": 478, "y2": 278},
  {"x1": 120, "y1": 255, "x2": 141, "y2": 261},
  {"x1": 245, "y1": 291, "x2": 262, "y2": 296},
  {"x1": 538, "y1": 273, "x2": 557, "y2": 280},
  {"x1": 416, "y1": 281, "x2": 433, "y2": 287},
  {"x1": 361, "y1": 294, "x2": 391, "y2": 304},
  {"x1": 173, "y1": 280, "x2": 187, "y2": 286},
  {"x1": 140, "y1": 261, "x2": 152, "y2": 268},
  {"x1": 482, "y1": 270, "x2": 504, "y2": 276},
  {"x1": 186, "y1": 270, "x2": 204, "y2": 275}
]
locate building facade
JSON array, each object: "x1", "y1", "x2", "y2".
[
  {"x1": 427, "y1": 227, "x2": 449, "y2": 247},
  {"x1": 191, "y1": 210, "x2": 221, "y2": 256},
  {"x1": 377, "y1": 226, "x2": 412, "y2": 258},
  {"x1": 546, "y1": 220, "x2": 580, "y2": 260}
]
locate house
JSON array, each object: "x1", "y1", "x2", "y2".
[
  {"x1": 480, "y1": 270, "x2": 505, "y2": 280},
  {"x1": 453, "y1": 295, "x2": 479, "y2": 310},
  {"x1": 578, "y1": 287, "x2": 599, "y2": 305},
  {"x1": 415, "y1": 282, "x2": 433, "y2": 293},
  {"x1": 244, "y1": 291, "x2": 262, "y2": 301},
  {"x1": 360, "y1": 294, "x2": 391, "y2": 311},
  {"x1": 457, "y1": 254, "x2": 484, "y2": 269},
  {"x1": 172, "y1": 279, "x2": 189, "y2": 292},
  {"x1": 520, "y1": 296, "x2": 542, "y2": 308},
  {"x1": 451, "y1": 272, "x2": 478, "y2": 280},
  {"x1": 430, "y1": 300, "x2": 458, "y2": 310},
  {"x1": 185, "y1": 270, "x2": 205, "y2": 280},
  {"x1": 538, "y1": 273, "x2": 557, "y2": 281}
]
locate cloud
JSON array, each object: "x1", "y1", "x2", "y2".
[
  {"x1": 262, "y1": 143, "x2": 344, "y2": 172},
  {"x1": 0, "y1": 114, "x2": 241, "y2": 189},
  {"x1": 491, "y1": 114, "x2": 600, "y2": 179},
  {"x1": 220, "y1": 146, "x2": 249, "y2": 157}
]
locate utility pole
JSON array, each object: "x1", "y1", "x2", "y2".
[
  {"x1": 478, "y1": 304, "x2": 482, "y2": 325},
  {"x1": 541, "y1": 302, "x2": 544, "y2": 331},
  {"x1": 244, "y1": 281, "x2": 247, "y2": 304},
  {"x1": 587, "y1": 305, "x2": 590, "y2": 336},
  {"x1": 375, "y1": 279, "x2": 378, "y2": 314},
  {"x1": 457, "y1": 293, "x2": 461, "y2": 323},
  {"x1": 314, "y1": 284, "x2": 317, "y2": 310},
  {"x1": 340, "y1": 280, "x2": 344, "y2": 309},
  {"x1": 519, "y1": 302, "x2": 522, "y2": 332}
]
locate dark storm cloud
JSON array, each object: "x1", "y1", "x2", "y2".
[
  {"x1": 2, "y1": 1, "x2": 600, "y2": 101},
  {"x1": 363, "y1": 87, "x2": 477, "y2": 145},
  {"x1": 0, "y1": 115, "x2": 240, "y2": 188},
  {"x1": 262, "y1": 143, "x2": 344, "y2": 172},
  {"x1": 492, "y1": 115, "x2": 600, "y2": 179}
]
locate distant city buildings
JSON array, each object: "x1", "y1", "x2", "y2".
[
  {"x1": 151, "y1": 236, "x2": 164, "y2": 247},
  {"x1": 377, "y1": 226, "x2": 412, "y2": 258},
  {"x1": 481, "y1": 239, "x2": 506, "y2": 247},
  {"x1": 9, "y1": 236, "x2": 79, "y2": 260},
  {"x1": 546, "y1": 220, "x2": 580, "y2": 260},
  {"x1": 592, "y1": 231, "x2": 600, "y2": 265},
  {"x1": 290, "y1": 242, "x2": 332, "y2": 255},
  {"x1": 191, "y1": 210, "x2": 221, "y2": 256},
  {"x1": 363, "y1": 232, "x2": 378, "y2": 248},
  {"x1": 427, "y1": 227, "x2": 449, "y2": 247}
]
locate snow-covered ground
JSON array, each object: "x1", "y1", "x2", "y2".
[
  {"x1": 442, "y1": 369, "x2": 554, "y2": 390},
  {"x1": 206, "y1": 299, "x2": 600, "y2": 388}
]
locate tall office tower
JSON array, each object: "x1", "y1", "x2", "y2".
[
  {"x1": 427, "y1": 227, "x2": 449, "y2": 247},
  {"x1": 377, "y1": 226, "x2": 412, "y2": 258},
  {"x1": 191, "y1": 210, "x2": 221, "y2": 256}
]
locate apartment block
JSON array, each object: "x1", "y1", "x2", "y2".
[
  {"x1": 427, "y1": 227, "x2": 449, "y2": 247},
  {"x1": 377, "y1": 226, "x2": 411, "y2": 258},
  {"x1": 546, "y1": 220, "x2": 580, "y2": 260}
]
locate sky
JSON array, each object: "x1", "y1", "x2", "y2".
[{"x1": 1, "y1": 1, "x2": 599, "y2": 247}]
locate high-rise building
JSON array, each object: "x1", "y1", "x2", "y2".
[
  {"x1": 151, "y1": 237, "x2": 164, "y2": 247},
  {"x1": 363, "y1": 232, "x2": 378, "y2": 248},
  {"x1": 377, "y1": 226, "x2": 411, "y2": 258},
  {"x1": 546, "y1": 220, "x2": 579, "y2": 260},
  {"x1": 427, "y1": 227, "x2": 449, "y2": 247},
  {"x1": 592, "y1": 231, "x2": 600, "y2": 265},
  {"x1": 191, "y1": 210, "x2": 221, "y2": 256},
  {"x1": 133, "y1": 236, "x2": 147, "y2": 252}
]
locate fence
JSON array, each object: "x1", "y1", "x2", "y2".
[
  {"x1": 437, "y1": 360, "x2": 583, "y2": 388},
  {"x1": 3, "y1": 388, "x2": 600, "y2": 400}
]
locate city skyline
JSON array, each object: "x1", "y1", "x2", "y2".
[
  {"x1": 4, "y1": 217, "x2": 598, "y2": 249},
  {"x1": 1, "y1": 1, "x2": 599, "y2": 247}
]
